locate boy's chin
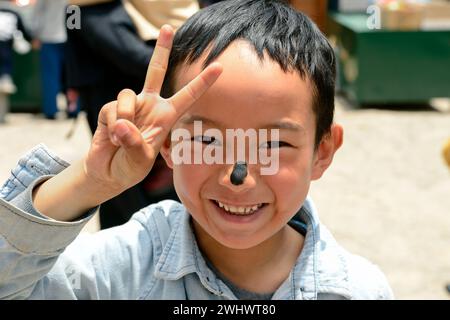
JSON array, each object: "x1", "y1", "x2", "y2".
[
  {"x1": 192, "y1": 218, "x2": 266, "y2": 250},
  {"x1": 216, "y1": 238, "x2": 265, "y2": 250}
]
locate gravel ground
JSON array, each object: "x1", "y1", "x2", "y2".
[{"x1": 1, "y1": 98, "x2": 449, "y2": 299}]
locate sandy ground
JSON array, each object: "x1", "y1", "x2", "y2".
[
  {"x1": 0, "y1": 98, "x2": 449, "y2": 299},
  {"x1": 309, "y1": 98, "x2": 450, "y2": 300}
]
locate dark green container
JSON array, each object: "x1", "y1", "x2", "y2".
[
  {"x1": 10, "y1": 49, "x2": 42, "y2": 113},
  {"x1": 328, "y1": 12, "x2": 450, "y2": 105}
]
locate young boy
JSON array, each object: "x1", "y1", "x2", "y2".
[{"x1": 0, "y1": 0, "x2": 393, "y2": 299}]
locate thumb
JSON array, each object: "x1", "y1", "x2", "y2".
[{"x1": 113, "y1": 119, "x2": 154, "y2": 165}]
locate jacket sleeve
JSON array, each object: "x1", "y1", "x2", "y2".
[
  {"x1": 16, "y1": 11, "x2": 32, "y2": 42},
  {"x1": 0, "y1": 145, "x2": 155, "y2": 299}
]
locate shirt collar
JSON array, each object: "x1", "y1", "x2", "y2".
[
  {"x1": 153, "y1": 204, "x2": 228, "y2": 295},
  {"x1": 153, "y1": 197, "x2": 351, "y2": 299},
  {"x1": 286, "y1": 199, "x2": 352, "y2": 299}
]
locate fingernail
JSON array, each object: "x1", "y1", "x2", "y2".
[
  {"x1": 111, "y1": 134, "x2": 119, "y2": 146},
  {"x1": 142, "y1": 127, "x2": 163, "y2": 142},
  {"x1": 116, "y1": 123, "x2": 130, "y2": 138}
]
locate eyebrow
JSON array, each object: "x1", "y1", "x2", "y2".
[
  {"x1": 180, "y1": 115, "x2": 306, "y2": 133},
  {"x1": 179, "y1": 115, "x2": 222, "y2": 127},
  {"x1": 263, "y1": 120, "x2": 306, "y2": 134}
]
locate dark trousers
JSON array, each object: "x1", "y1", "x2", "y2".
[
  {"x1": 40, "y1": 43, "x2": 66, "y2": 118},
  {"x1": 0, "y1": 40, "x2": 13, "y2": 76}
]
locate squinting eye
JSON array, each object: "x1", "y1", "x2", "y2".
[
  {"x1": 259, "y1": 141, "x2": 290, "y2": 149},
  {"x1": 192, "y1": 136, "x2": 221, "y2": 146}
]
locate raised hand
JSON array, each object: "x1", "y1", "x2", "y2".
[{"x1": 84, "y1": 25, "x2": 222, "y2": 194}]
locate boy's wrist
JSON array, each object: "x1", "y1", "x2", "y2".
[
  {"x1": 80, "y1": 156, "x2": 125, "y2": 201},
  {"x1": 32, "y1": 159, "x2": 119, "y2": 222}
]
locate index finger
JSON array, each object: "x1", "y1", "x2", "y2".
[
  {"x1": 168, "y1": 62, "x2": 223, "y2": 114},
  {"x1": 142, "y1": 25, "x2": 174, "y2": 94}
]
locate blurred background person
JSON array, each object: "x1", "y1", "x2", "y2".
[
  {"x1": 0, "y1": 0, "x2": 31, "y2": 95},
  {"x1": 32, "y1": 0, "x2": 77, "y2": 119},
  {"x1": 66, "y1": 0, "x2": 199, "y2": 228}
]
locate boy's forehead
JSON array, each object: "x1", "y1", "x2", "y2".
[
  {"x1": 174, "y1": 40, "x2": 312, "y2": 96},
  {"x1": 174, "y1": 40, "x2": 315, "y2": 126}
]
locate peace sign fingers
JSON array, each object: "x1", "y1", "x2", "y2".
[
  {"x1": 142, "y1": 25, "x2": 174, "y2": 95},
  {"x1": 168, "y1": 62, "x2": 223, "y2": 116}
]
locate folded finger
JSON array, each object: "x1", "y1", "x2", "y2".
[
  {"x1": 117, "y1": 89, "x2": 136, "y2": 122},
  {"x1": 103, "y1": 102, "x2": 118, "y2": 146},
  {"x1": 97, "y1": 101, "x2": 118, "y2": 145},
  {"x1": 114, "y1": 119, "x2": 154, "y2": 166}
]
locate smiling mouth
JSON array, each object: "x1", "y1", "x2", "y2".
[{"x1": 212, "y1": 200, "x2": 266, "y2": 216}]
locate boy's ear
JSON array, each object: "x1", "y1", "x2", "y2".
[
  {"x1": 311, "y1": 124, "x2": 343, "y2": 180},
  {"x1": 160, "y1": 135, "x2": 173, "y2": 169}
]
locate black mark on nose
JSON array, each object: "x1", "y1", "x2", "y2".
[{"x1": 230, "y1": 161, "x2": 247, "y2": 186}]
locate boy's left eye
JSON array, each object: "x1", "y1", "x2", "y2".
[
  {"x1": 192, "y1": 135, "x2": 221, "y2": 146},
  {"x1": 259, "y1": 141, "x2": 291, "y2": 149}
]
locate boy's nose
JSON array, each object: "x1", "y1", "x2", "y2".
[
  {"x1": 230, "y1": 161, "x2": 247, "y2": 185},
  {"x1": 219, "y1": 162, "x2": 257, "y2": 192}
]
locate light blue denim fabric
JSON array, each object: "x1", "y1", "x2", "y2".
[{"x1": 0, "y1": 144, "x2": 394, "y2": 300}]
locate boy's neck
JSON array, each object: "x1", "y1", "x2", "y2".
[{"x1": 193, "y1": 222, "x2": 304, "y2": 294}]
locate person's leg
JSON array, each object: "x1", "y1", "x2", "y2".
[
  {"x1": 40, "y1": 43, "x2": 61, "y2": 119},
  {"x1": 56, "y1": 43, "x2": 74, "y2": 117},
  {"x1": 0, "y1": 40, "x2": 13, "y2": 77},
  {"x1": 0, "y1": 40, "x2": 16, "y2": 94}
]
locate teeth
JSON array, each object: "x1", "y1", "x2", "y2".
[{"x1": 215, "y1": 200, "x2": 263, "y2": 215}]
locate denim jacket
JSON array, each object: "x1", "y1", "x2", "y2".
[{"x1": 0, "y1": 144, "x2": 394, "y2": 300}]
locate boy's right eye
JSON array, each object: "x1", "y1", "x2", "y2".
[{"x1": 192, "y1": 136, "x2": 221, "y2": 146}]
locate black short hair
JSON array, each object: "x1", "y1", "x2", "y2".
[{"x1": 162, "y1": 0, "x2": 336, "y2": 148}]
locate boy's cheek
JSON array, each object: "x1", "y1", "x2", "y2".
[
  {"x1": 263, "y1": 167, "x2": 311, "y2": 214},
  {"x1": 172, "y1": 164, "x2": 214, "y2": 206},
  {"x1": 173, "y1": 163, "x2": 210, "y2": 186},
  {"x1": 266, "y1": 163, "x2": 312, "y2": 195},
  {"x1": 281, "y1": 165, "x2": 312, "y2": 191}
]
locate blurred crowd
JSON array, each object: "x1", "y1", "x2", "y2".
[{"x1": 0, "y1": 0, "x2": 223, "y2": 229}]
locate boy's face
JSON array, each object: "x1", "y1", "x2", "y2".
[{"x1": 161, "y1": 41, "x2": 341, "y2": 249}]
